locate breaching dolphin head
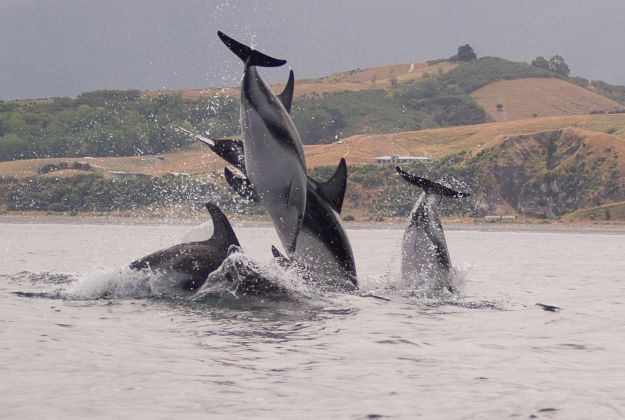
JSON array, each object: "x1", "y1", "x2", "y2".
[
  {"x1": 395, "y1": 166, "x2": 470, "y2": 293},
  {"x1": 193, "y1": 245, "x2": 295, "y2": 302},
  {"x1": 217, "y1": 30, "x2": 307, "y2": 255},
  {"x1": 128, "y1": 203, "x2": 240, "y2": 291}
]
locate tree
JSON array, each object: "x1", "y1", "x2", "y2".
[
  {"x1": 548, "y1": 55, "x2": 570, "y2": 77},
  {"x1": 450, "y1": 44, "x2": 477, "y2": 62},
  {"x1": 496, "y1": 104, "x2": 504, "y2": 121},
  {"x1": 531, "y1": 56, "x2": 550, "y2": 71}
]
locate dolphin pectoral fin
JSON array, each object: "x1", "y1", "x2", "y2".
[
  {"x1": 224, "y1": 167, "x2": 259, "y2": 202},
  {"x1": 285, "y1": 177, "x2": 302, "y2": 208},
  {"x1": 176, "y1": 126, "x2": 215, "y2": 147},
  {"x1": 204, "y1": 202, "x2": 241, "y2": 248},
  {"x1": 178, "y1": 126, "x2": 245, "y2": 172},
  {"x1": 277, "y1": 70, "x2": 295, "y2": 113},
  {"x1": 218, "y1": 31, "x2": 287, "y2": 68},
  {"x1": 212, "y1": 139, "x2": 246, "y2": 173},
  {"x1": 284, "y1": 178, "x2": 304, "y2": 254},
  {"x1": 395, "y1": 166, "x2": 470, "y2": 198},
  {"x1": 315, "y1": 158, "x2": 348, "y2": 213}
]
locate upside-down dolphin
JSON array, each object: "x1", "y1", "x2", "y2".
[
  {"x1": 128, "y1": 203, "x2": 240, "y2": 291},
  {"x1": 218, "y1": 30, "x2": 307, "y2": 255},
  {"x1": 396, "y1": 166, "x2": 469, "y2": 293},
  {"x1": 178, "y1": 126, "x2": 358, "y2": 292}
]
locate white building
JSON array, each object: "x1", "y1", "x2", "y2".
[{"x1": 373, "y1": 154, "x2": 431, "y2": 164}]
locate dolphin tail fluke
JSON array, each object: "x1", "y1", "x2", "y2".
[
  {"x1": 218, "y1": 31, "x2": 286, "y2": 67},
  {"x1": 395, "y1": 166, "x2": 470, "y2": 198},
  {"x1": 204, "y1": 203, "x2": 241, "y2": 247}
]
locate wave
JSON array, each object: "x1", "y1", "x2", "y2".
[{"x1": 2, "y1": 254, "x2": 504, "y2": 311}]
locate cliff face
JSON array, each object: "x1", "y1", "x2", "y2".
[{"x1": 467, "y1": 128, "x2": 625, "y2": 217}]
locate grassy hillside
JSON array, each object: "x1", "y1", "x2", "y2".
[
  {"x1": 3, "y1": 114, "x2": 625, "y2": 220},
  {"x1": 473, "y1": 78, "x2": 621, "y2": 120}
]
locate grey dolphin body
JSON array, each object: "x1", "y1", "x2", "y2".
[
  {"x1": 218, "y1": 30, "x2": 307, "y2": 255},
  {"x1": 129, "y1": 203, "x2": 240, "y2": 291},
  {"x1": 180, "y1": 128, "x2": 357, "y2": 292},
  {"x1": 396, "y1": 166, "x2": 469, "y2": 292}
]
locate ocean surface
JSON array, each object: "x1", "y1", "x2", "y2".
[{"x1": 1, "y1": 221, "x2": 625, "y2": 419}]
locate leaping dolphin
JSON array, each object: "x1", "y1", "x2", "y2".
[
  {"x1": 180, "y1": 128, "x2": 357, "y2": 291},
  {"x1": 128, "y1": 203, "x2": 240, "y2": 291},
  {"x1": 396, "y1": 166, "x2": 469, "y2": 293},
  {"x1": 218, "y1": 30, "x2": 307, "y2": 255}
]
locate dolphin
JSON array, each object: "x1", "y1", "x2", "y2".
[
  {"x1": 128, "y1": 203, "x2": 240, "y2": 291},
  {"x1": 192, "y1": 245, "x2": 295, "y2": 302},
  {"x1": 180, "y1": 127, "x2": 358, "y2": 292},
  {"x1": 395, "y1": 166, "x2": 469, "y2": 293},
  {"x1": 218, "y1": 30, "x2": 307, "y2": 255}
]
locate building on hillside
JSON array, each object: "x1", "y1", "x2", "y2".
[
  {"x1": 373, "y1": 154, "x2": 431, "y2": 164},
  {"x1": 110, "y1": 171, "x2": 150, "y2": 180}
]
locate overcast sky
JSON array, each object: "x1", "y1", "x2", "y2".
[{"x1": 2, "y1": 0, "x2": 625, "y2": 100}]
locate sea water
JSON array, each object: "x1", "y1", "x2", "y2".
[{"x1": 1, "y1": 221, "x2": 625, "y2": 419}]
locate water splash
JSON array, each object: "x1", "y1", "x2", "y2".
[
  {"x1": 64, "y1": 266, "x2": 193, "y2": 300},
  {"x1": 192, "y1": 246, "x2": 313, "y2": 304}
]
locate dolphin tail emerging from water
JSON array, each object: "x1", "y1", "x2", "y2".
[
  {"x1": 218, "y1": 31, "x2": 287, "y2": 68},
  {"x1": 395, "y1": 166, "x2": 470, "y2": 198},
  {"x1": 395, "y1": 166, "x2": 470, "y2": 294}
]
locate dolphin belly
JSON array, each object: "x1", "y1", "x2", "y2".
[{"x1": 240, "y1": 79, "x2": 307, "y2": 254}]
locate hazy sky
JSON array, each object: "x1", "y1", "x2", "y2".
[{"x1": 2, "y1": 0, "x2": 625, "y2": 100}]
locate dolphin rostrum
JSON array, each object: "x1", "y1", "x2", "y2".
[
  {"x1": 218, "y1": 30, "x2": 307, "y2": 255},
  {"x1": 396, "y1": 166, "x2": 469, "y2": 293},
  {"x1": 129, "y1": 203, "x2": 240, "y2": 291}
]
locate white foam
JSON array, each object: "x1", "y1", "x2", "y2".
[{"x1": 64, "y1": 266, "x2": 192, "y2": 300}]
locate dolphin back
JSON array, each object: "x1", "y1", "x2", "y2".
[
  {"x1": 395, "y1": 166, "x2": 470, "y2": 198},
  {"x1": 218, "y1": 31, "x2": 286, "y2": 68}
]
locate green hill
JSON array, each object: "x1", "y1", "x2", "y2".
[{"x1": 3, "y1": 55, "x2": 624, "y2": 162}]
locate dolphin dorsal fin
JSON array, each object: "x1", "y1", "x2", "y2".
[
  {"x1": 277, "y1": 70, "x2": 295, "y2": 113},
  {"x1": 224, "y1": 167, "x2": 259, "y2": 202},
  {"x1": 218, "y1": 31, "x2": 286, "y2": 68},
  {"x1": 316, "y1": 158, "x2": 348, "y2": 213},
  {"x1": 395, "y1": 166, "x2": 470, "y2": 198},
  {"x1": 204, "y1": 203, "x2": 240, "y2": 248}
]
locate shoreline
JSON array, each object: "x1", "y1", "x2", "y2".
[{"x1": 2, "y1": 213, "x2": 625, "y2": 234}]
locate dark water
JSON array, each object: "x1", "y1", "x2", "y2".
[{"x1": 2, "y1": 222, "x2": 625, "y2": 419}]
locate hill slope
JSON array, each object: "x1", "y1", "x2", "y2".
[{"x1": 472, "y1": 78, "x2": 621, "y2": 120}]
